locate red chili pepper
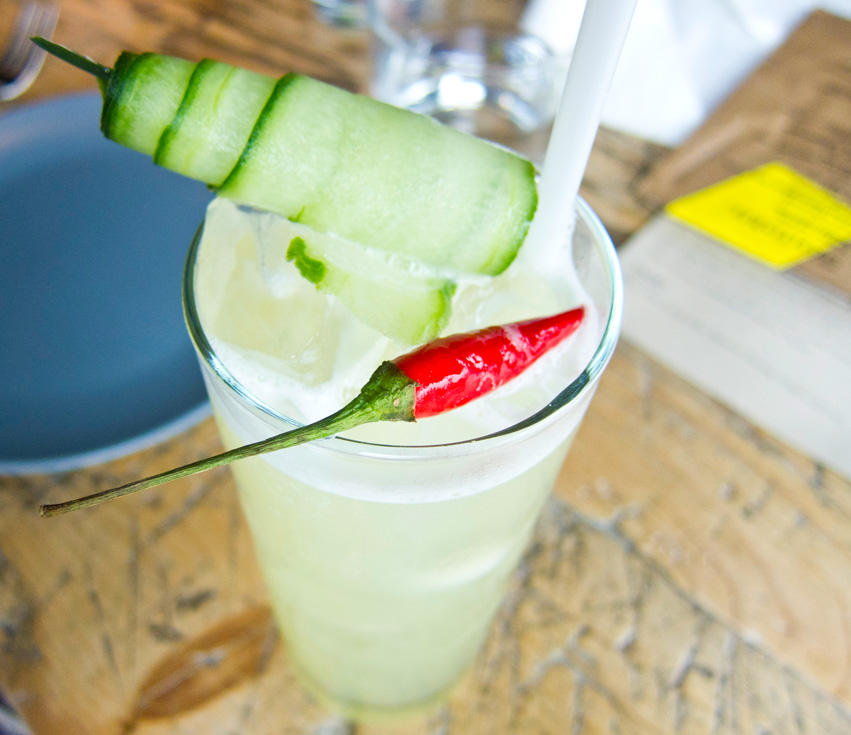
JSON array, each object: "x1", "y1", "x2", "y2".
[
  {"x1": 41, "y1": 307, "x2": 586, "y2": 517},
  {"x1": 395, "y1": 307, "x2": 585, "y2": 418}
]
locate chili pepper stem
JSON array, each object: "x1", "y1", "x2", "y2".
[
  {"x1": 39, "y1": 362, "x2": 417, "y2": 518},
  {"x1": 32, "y1": 37, "x2": 112, "y2": 81}
]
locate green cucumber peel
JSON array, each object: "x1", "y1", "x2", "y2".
[
  {"x1": 286, "y1": 237, "x2": 326, "y2": 284},
  {"x1": 151, "y1": 57, "x2": 210, "y2": 165},
  {"x1": 31, "y1": 37, "x2": 112, "y2": 82},
  {"x1": 39, "y1": 362, "x2": 418, "y2": 517},
  {"x1": 100, "y1": 51, "x2": 141, "y2": 138}
]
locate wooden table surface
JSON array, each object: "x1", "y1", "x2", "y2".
[{"x1": 2, "y1": 1, "x2": 850, "y2": 733}]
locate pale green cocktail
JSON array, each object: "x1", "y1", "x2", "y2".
[{"x1": 183, "y1": 196, "x2": 621, "y2": 718}]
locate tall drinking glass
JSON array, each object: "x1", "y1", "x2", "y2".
[
  {"x1": 368, "y1": 0, "x2": 572, "y2": 162},
  {"x1": 182, "y1": 196, "x2": 622, "y2": 719}
]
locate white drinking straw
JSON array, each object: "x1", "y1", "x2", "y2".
[{"x1": 524, "y1": 0, "x2": 638, "y2": 258}]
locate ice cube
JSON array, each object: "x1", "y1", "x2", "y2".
[{"x1": 196, "y1": 199, "x2": 396, "y2": 423}]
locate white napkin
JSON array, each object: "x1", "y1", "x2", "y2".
[{"x1": 522, "y1": 0, "x2": 851, "y2": 145}]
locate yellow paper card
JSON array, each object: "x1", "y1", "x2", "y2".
[{"x1": 664, "y1": 162, "x2": 851, "y2": 269}]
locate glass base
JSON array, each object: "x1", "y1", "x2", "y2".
[
  {"x1": 293, "y1": 656, "x2": 466, "y2": 723},
  {"x1": 419, "y1": 104, "x2": 553, "y2": 164}
]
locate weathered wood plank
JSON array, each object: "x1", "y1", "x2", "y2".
[{"x1": 558, "y1": 344, "x2": 851, "y2": 703}]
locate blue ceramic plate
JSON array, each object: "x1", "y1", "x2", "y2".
[{"x1": 0, "y1": 93, "x2": 213, "y2": 474}]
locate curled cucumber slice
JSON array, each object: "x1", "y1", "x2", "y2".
[{"x1": 35, "y1": 39, "x2": 538, "y2": 280}]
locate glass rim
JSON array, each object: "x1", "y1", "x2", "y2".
[{"x1": 182, "y1": 196, "x2": 623, "y2": 452}]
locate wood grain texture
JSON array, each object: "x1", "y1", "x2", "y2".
[
  {"x1": 636, "y1": 11, "x2": 851, "y2": 297},
  {"x1": 1, "y1": 0, "x2": 849, "y2": 732}
]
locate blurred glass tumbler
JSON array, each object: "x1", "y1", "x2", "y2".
[
  {"x1": 310, "y1": 0, "x2": 367, "y2": 27},
  {"x1": 367, "y1": 0, "x2": 570, "y2": 161}
]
